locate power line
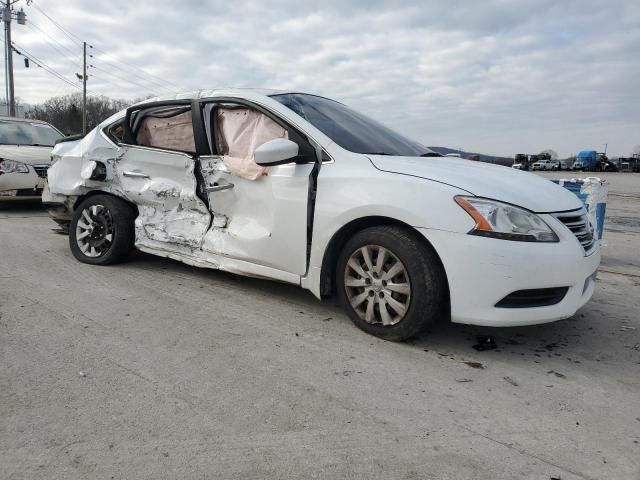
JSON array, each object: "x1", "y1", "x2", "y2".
[
  {"x1": 26, "y1": 19, "x2": 80, "y2": 59},
  {"x1": 91, "y1": 45, "x2": 178, "y2": 89},
  {"x1": 25, "y1": 23, "x2": 82, "y2": 68},
  {"x1": 90, "y1": 63, "x2": 160, "y2": 93},
  {"x1": 11, "y1": 41, "x2": 80, "y2": 89},
  {"x1": 91, "y1": 50, "x2": 175, "y2": 91},
  {"x1": 23, "y1": 0, "x2": 179, "y2": 98},
  {"x1": 27, "y1": 0, "x2": 83, "y2": 46}
]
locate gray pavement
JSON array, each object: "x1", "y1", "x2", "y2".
[{"x1": 1, "y1": 174, "x2": 639, "y2": 479}]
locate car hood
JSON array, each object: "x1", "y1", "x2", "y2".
[
  {"x1": 368, "y1": 155, "x2": 582, "y2": 213},
  {"x1": 0, "y1": 145, "x2": 53, "y2": 165}
]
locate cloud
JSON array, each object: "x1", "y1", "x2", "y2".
[{"x1": 10, "y1": 0, "x2": 640, "y2": 157}]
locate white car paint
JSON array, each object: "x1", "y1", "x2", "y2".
[
  {"x1": 0, "y1": 118, "x2": 62, "y2": 198},
  {"x1": 532, "y1": 159, "x2": 554, "y2": 171},
  {"x1": 44, "y1": 89, "x2": 600, "y2": 328}
]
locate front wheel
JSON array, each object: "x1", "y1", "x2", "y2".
[
  {"x1": 69, "y1": 194, "x2": 136, "y2": 265},
  {"x1": 336, "y1": 226, "x2": 447, "y2": 341}
]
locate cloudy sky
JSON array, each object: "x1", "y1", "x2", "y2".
[{"x1": 9, "y1": 0, "x2": 640, "y2": 157}]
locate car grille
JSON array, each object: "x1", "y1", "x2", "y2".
[
  {"x1": 32, "y1": 164, "x2": 49, "y2": 179},
  {"x1": 554, "y1": 209, "x2": 595, "y2": 253}
]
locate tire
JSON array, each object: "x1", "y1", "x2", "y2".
[
  {"x1": 69, "y1": 194, "x2": 136, "y2": 265},
  {"x1": 336, "y1": 226, "x2": 447, "y2": 341}
]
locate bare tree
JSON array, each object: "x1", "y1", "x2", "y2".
[
  {"x1": 632, "y1": 145, "x2": 640, "y2": 157},
  {"x1": 26, "y1": 93, "x2": 130, "y2": 135}
]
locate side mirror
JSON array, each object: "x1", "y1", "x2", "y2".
[{"x1": 254, "y1": 138, "x2": 299, "y2": 166}]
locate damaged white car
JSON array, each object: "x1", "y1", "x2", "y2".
[{"x1": 44, "y1": 89, "x2": 600, "y2": 341}]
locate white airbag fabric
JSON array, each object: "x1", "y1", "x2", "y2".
[{"x1": 215, "y1": 108, "x2": 288, "y2": 180}]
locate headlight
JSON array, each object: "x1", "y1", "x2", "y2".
[
  {"x1": 454, "y1": 196, "x2": 559, "y2": 242},
  {"x1": 0, "y1": 158, "x2": 30, "y2": 174}
]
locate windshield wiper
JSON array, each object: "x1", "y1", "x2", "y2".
[
  {"x1": 420, "y1": 152, "x2": 443, "y2": 157},
  {"x1": 29, "y1": 143, "x2": 54, "y2": 147},
  {"x1": 362, "y1": 152, "x2": 393, "y2": 156}
]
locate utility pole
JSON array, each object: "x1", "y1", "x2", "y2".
[
  {"x1": 2, "y1": 1, "x2": 25, "y2": 117},
  {"x1": 3, "y1": 1, "x2": 15, "y2": 116},
  {"x1": 82, "y1": 41, "x2": 86, "y2": 134}
]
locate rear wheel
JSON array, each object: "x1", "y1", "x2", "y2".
[
  {"x1": 69, "y1": 194, "x2": 135, "y2": 265},
  {"x1": 336, "y1": 226, "x2": 447, "y2": 341}
]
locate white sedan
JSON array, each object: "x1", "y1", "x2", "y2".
[
  {"x1": 43, "y1": 89, "x2": 600, "y2": 341},
  {"x1": 0, "y1": 117, "x2": 63, "y2": 199}
]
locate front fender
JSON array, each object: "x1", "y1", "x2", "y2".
[{"x1": 302, "y1": 153, "x2": 474, "y2": 297}]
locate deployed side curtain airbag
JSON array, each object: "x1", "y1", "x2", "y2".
[
  {"x1": 136, "y1": 111, "x2": 196, "y2": 153},
  {"x1": 215, "y1": 107, "x2": 288, "y2": 180}
]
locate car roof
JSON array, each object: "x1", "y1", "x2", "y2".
[
  {"x1": 132, "y1": 88, "x2": 338, "y2": 107},
  {"x1": 0, "y1": 116, "x2": 52, "y2": 125}
]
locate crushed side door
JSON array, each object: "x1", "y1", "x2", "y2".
[{"x1": 197, "y1": 101, "x2": 318, "y2": 277}]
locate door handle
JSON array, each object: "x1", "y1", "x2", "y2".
[
  {"x1": 205, "y1": 183, "x2": 234, "y2": 192},
  {"x1": 123, "y1": 171, "x2": 150, "y2": 179}
]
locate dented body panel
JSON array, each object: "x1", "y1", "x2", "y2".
[
  {"x1": 199, "y1": 155, "x2": 313, "y2": 276},
  {"x1": 44, "y1": 88, "x2": 601, "y2": 328}
]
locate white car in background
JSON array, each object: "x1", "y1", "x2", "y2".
[
  {"x1": 531, "y1": 159, "x2": 554, "y2": 171},
  {"x1": 0, "y1": 117, "x2": 63, "y2": 199},
  {"x1": 43, "y1": 89, "x2": 600, "y2": 341}
]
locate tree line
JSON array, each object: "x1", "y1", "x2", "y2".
[{"x1": 25, "y1": 93, "x2": 137, "y2": 135}]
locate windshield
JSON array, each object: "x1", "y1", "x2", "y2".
[
  {"x1": 271, "y1": 93, "x2": 433, "y2": 157},
  {"x1": 0, "y1": 120, "x2": 63, "y2": 146}
]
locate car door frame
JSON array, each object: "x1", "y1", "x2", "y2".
[
  {"x1": 118, "y1": 99, "x2": 213, "y2": 248},
  {"x1": 193, "y1": 96, "x2": 324, "y2": 277}
]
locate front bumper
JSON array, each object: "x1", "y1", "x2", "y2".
[
  {"x1": 419, "y1": 226, "x2": 601, "y2": 327},
  {"x1": 0, "y1": 168, "x2": 46, "y2": 198}
]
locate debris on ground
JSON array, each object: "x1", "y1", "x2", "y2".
[
  {"x1": 620, "y1": 325, "x2": 635, "y2": 331},
  {"x1": 503, "y1": 376, "x2": 519, "y2": 386},
  {"x1": 464, "y1": 361, "x2": 485, "y2": 369},
  {"x1": 472, "y1": 336, "x2": 497, "y2": 351},
  {"x1": 547, "y1": 370, "x2": 567, "y2": 379},
  {"x1": 455, "y1": 378, "x2": 473, "y2": 383},
  {"x1": 78, "y1": 371, "x2": 86, "y2": 378}
]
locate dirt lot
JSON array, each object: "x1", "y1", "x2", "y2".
[{"x1": 1, "y1": 173, "x2": 639, "y2": 479}]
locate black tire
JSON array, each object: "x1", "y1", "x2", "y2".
[
  {"x1": 69, "y1": 194, "x2": 136, "y2": 265},
  {"x1": 336, "y1": 226, "x2": 447, "y2": 341}
]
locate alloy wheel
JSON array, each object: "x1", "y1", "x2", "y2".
[
  {"x1": 75, "y1": 204, "x2": 114, "y2": 258},
  {"x1": 343, "y1": 245, "x2": 412, "y2": 326}
]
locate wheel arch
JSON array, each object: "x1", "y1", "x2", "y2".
[
  {"x1": 73, "y1": 190, "x2": 138, "y2": 216},
  {"x1": 318, "y1": 215, "x2": 449, "y2": 303}
]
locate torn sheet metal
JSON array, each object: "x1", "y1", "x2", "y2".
[
  {"x1": 215, "y1": 107, "x2": 288, "y2": 180},
  {"x1": 44, "y1": 123, "x2": 211, "y2": 250},
  {"x1": 115, "y1": 146, "x2": 211, "y2": 249},
  {"x1": 45, "y1": 125, "x2": 121, "y2": 197}
]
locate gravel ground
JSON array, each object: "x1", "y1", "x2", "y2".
[{"x1": 1, "y1": 173, "x2": 639, "y2": 479}]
